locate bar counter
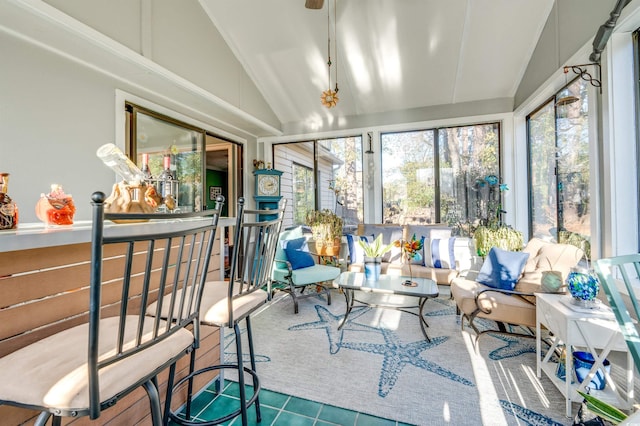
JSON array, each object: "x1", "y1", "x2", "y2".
[{"x1": 0, "y1": 217, "x2": 234, "y2": 425}]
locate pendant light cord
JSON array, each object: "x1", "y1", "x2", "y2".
[
  {"x1": 334, "y1": 0, "x2": 338, "y2": 93},
  {"x1": 327, "y1": 3, "x2": 331, "y2": 90}
]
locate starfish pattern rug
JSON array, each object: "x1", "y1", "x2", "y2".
[{"x1": 225, "y1": 287, "x2": 572, "y2": 425}]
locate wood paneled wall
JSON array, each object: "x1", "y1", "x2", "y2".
[{"x1": 0, "y1": 237, "x2": 222, "y2": 425}]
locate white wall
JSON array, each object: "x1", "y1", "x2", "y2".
[{"x1": 0, "y1": 0, "x2": 276, "y2": 223}]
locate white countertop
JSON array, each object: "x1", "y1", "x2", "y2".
[{"x1": 0, "y1": 217, "x2": 236, "y2": 253}]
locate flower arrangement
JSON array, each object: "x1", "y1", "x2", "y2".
[{"x1": 394, "y1": 234, "x2": 423, "y2": 285}]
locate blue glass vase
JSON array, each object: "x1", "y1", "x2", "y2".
[{"x1": 566, "y1": 268, "x2": 599, "y2": 308}]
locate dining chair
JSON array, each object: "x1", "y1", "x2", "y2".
[
  {"x1": 0, "y1": 191, "x2": 224, "y2": 425},
  {"x1": 163, "y1": 198, "x2": 285, "y2": 426},
  {"x1": 593, "y1": 254, "x2": 640, "y2": 372}
]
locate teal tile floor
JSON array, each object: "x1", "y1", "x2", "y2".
[{"x1": 170, "y1": 380, "x2": 414, "y2": 426}]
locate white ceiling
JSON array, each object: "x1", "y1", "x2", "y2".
[{"x1": 200, "y1": 0, "x2": 555, "y2": 128}]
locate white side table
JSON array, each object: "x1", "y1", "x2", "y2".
[{"x1": 536, "y1": 293, "x2": 634, "y2": 417}]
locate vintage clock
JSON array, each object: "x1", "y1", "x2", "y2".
[
  {"x1": 253, "y1": 168, "x2": 283, "y2": 220},
  {"x1": 257, "y1": 173, "x2": 280, "y2": 196}
]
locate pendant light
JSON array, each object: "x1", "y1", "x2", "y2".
[
  {"x1": 320, "y1": 0, "x2": 339, "y2": 108},
  {"x1": 556, "y1": 67, "x2": 579, "y2": 107}
]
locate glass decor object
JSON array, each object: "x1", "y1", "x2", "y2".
[
  {"x1": 96, "y1": 143, "x2": 144, "y2": 183},
  {"x1": 395, "y1": 234, "x2": 423, "y2": 287},
  {"x1": 35, "y1": 184, "x2": 76, "y2": 226},
  {"x1": 0, "y1": 173, "x2": 18, "y2": 230},
  {"x1": 96, "y1": 143, "x2": 163, "y2": 216},
  {"x1": 566, "y1": 267, "x2": 600, "y2": 308}
]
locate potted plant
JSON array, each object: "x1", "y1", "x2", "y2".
[
  {"x1": 306, "y1": 209, "x2": 344, "y2": 256},
  {"x1": 471, "y1": 175, "x2": 524, "y2": 257},
  {"x1": 358, "y1": 234, "x2": 393, "y2": 280}
]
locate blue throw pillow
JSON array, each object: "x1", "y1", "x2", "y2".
[
  {"x1": 476, "y1": 247, "x2": 530, "y2": 290},
  {"x1": 283, "y1": 237, "x2": 316, "y2": 270},
  {"x1": 430, "y1": 237, "x2": 456, "y2": 269}
]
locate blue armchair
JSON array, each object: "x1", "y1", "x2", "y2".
[{"x1": 271, "y1": 226, "x2": 340, "y2": 313}]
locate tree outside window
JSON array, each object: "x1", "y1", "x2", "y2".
[
  {"x1": 381, "y1": 123, "x2": 500, "y2": 234},
  {"x1": 528, "y1": 78, "x2": 591, "y2": 257}
]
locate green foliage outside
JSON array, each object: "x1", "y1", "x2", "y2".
[
  {"x1": 559, "y1": 230, "x2": 591, "y2": 261},
  {"x1": 473, "y1": 226, "x2": 524, "y2": 257}
]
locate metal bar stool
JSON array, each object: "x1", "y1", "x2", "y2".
[
  {"x1": 163, "y1": 198, "x2": 285, "y2": 426},
  {"x1": 0, "y1": 192, "x2": 224, "y2": 425}
]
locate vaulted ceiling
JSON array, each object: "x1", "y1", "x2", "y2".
[{"x1": 200, "y1": 0, "x2": 555, "y2": 129}]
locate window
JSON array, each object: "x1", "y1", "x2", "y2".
[
  {"x1": 292, "y1": 163, "x2": 314, "y2": 225},
  {"x1": 381, "y1": 130, "x2": 435, "y2": 224},
  {"x1": 527, "y1": 77, "x2": 591, "y2": 255},
  {"x1": 439, "y1": 124, "x2": 500, "y2": 231},
  {"x1": 273, "y1": 136, "x2": 363, "y2": 229},
  {"x1": 381, "y1": 123, "x2": 500, "y2": 232},
  {"x1": 127, "y1": 104, "x2": 204, "y2": 212},
  {"x1": 317, "y1": 137, "x2": 363, "y2": 226}
]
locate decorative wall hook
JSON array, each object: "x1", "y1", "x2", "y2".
[{"x1": 563, "y1": 63, "x2": 602, "y2": 93}]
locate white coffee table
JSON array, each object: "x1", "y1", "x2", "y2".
[{"x1": 332, "y1": 271, "x2": 439, "y2": 341}]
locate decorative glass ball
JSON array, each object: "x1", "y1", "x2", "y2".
[{"x1": 566, "y1": 270, "x2": 599, "y2": 302}]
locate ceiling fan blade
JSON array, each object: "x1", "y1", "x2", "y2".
[{"x1": 305, "y1": 0, "x2": 324, "y2": 9}]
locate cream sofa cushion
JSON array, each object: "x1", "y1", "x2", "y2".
[
  {"x1": 450, "y1": 277, "x2": 537, "y2": 328},
  {"x1": 516, "y1": 240, "x2": 584, "y2": 296},
  {"x1": 451, "y1": 238, "x2": 584, "y2": 330}
]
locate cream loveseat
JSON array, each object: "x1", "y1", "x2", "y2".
[
  {"x1": 451, "y1": 238, "x2": 584, "y2": 337},
  {"x1": 346, "y1": 223, "x2": 478, "y2": 285}
]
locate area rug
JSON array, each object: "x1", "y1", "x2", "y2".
[{"x1": 224, "y1": 288, "x2": 572, "y2": 425}]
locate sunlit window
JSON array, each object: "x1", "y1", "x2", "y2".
[
  {"x1": 273, "y1": 136, "x2": 363, "y2": 229},
  {"x1": 527, "y1": 78, "x2": 591, "y2": 256},
  {"x1": 381, "y1": 123, "x2": 500, "y2": 233},
  {"x1": 292, "y1": 163, "x2": 314, "y2": 226},
  {"x1": 317, "y1": 137, "x2": 363, "y2": 226}
]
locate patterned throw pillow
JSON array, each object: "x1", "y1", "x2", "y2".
[
  {"x1": 429, "y1": 237, "x2": 456, "y2": 269},
  {"x1": 423, "y1": 229, "x2": 454, "y2": 267},
  {"x1": 283, "y1": 237, "x2": 316, "y2": 270}
]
